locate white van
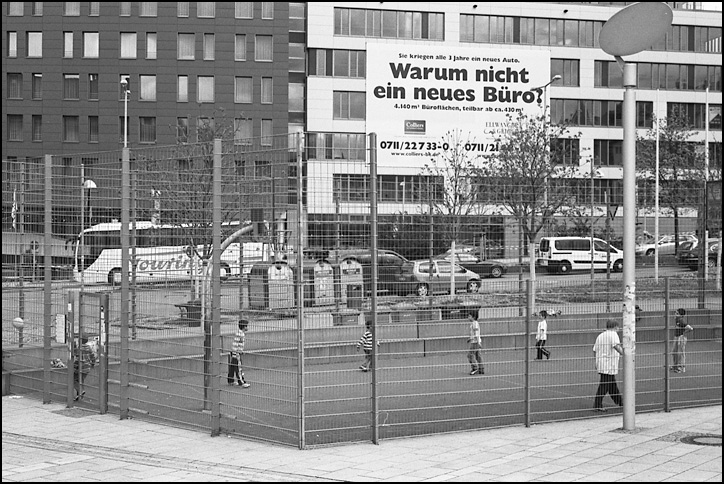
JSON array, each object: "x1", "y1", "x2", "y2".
[{"x1": 537, "y1": 237, "x2": 624, "y2": 274}]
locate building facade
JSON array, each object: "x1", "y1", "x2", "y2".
[{"x1": 2, "y1": 2, "x2": 722, "y2": 257}]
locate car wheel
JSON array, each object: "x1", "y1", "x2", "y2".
[
  {"x1": 558, "y1": 261, "x2": 572, "y2": 274},
  {"x1": 490, "y1": 266, "x2": 503, "y2": 278},
  {"x1": 646, "y1": 249, "x2": 655, "y2": 257},
  {"x1": 108, "y1": 268, "x2": 121, "y2": 285},
  {"x1": 613, "y1": 259, "x2": 624, "y2": 272},
  {"x1": 466, "y1": 280, "x2": 481, "y2": 293},
  {"x1": 416, "y1": 283, "x2": 429, "y2": 297}
]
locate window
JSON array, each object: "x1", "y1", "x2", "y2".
[
  {"x1": 121, "y1": 33, "x2": 137, "y2": 59},
  {"x1": 7, "y1": 73, "x2": 22, "y2": 99},
  {"x1": 8, "y1": 2, "x2": 23, "y2": 15},
  {"x1": 196, "y1": 117, "x2": 214, "y2": 140},
  {"x1": 63, "y1": 74, "x2": 80, "y2": 100},
  {"x1": 139, "y1": 75, "x2": 156, "y2": 101},
  {"x1": 32, "y1": 2, "x2": 43, "y2": 15},
  {"x1": 197, "y1": 76, "x2": 214, "y2": 103},
  {"x1": 120, "y1": 2, "x2": 130, "y2": 16},
  {"x1": 551, "y1": 59, "x2": 579, "y2": 87},
  {"x1": 197, "y1": 2, "x2": 215, "y2": 18},
  {"x1": 594, "y1": 140, "x2": 623, "y2": 166},
  {"x1": 177, "y1": 75, "x2": 188, "y2": 102},
  {"x1": 8, "y1": 32, "x2": 18, "y2": 57},
  {"x1": 64, "y1": 2, "x2": 80, "y2": 15},
  {"x1": 139, "y1": 117, "x2": 156, "y2": 143},
  {"x1": 32, "y1": 74, "x2": 42, "y2": 99},
  {"x1": 336, "y1": 8, "x2": 444, "y2": 40},
  {"x1": 203, "y1": 33, "x2": 215, "y2": 60},
  {"x1": 289, "y1": 43, "x2": 305, "y2": 73},
  {"x1": 235, "y1": 2, "x2": 252, "y2": 18},
  {"x1": 89, "y1": 2, "x2": 99, "y2": 16},
  {"x1": 261, "y1": 119, "x2": 273, "y2": 146},
  {"x1": 84, "y1": 32, "x2": 99, "y2": 58},
  {"x1": 261, "y1": 2, "x2": 273, "y2": 19},
  {"x1": 64, "y1": 32, "x2": 74, "y2": 58},
  {"x1": 139, "y1": 2, "x2": 157, "y2": 16},
  {"x1": 63, "y1": 116, "x2": 80, "y2": 142},
  {"x1": 289, "y1": 83, "x2": 304, "y2": 112},
  {"x1": 234, "y1": 118, "x2": 252, "y2": 144},
  {"x1": 255, "y1": 35, "x2": 272, "y2": 61},
  {"x1": 261, "y1": 77, "x2": 273, "y2": 104},
  {"x1": 178, "y1": 33, "x2": 195, "y2": 60},
  {"x1": 88, "y1": 74, "x2": 99, "y2": 100},
  {"x1": 177, "y1": 117, "x2": 189, "y2": 142},
  {"x1": 235, "y1": 34, "x2": 247, "y2": 61},
  {"x1": 88, "y1": 116, "x2": 98, "y2": 142},
  {"x1": 32, "y1": 115, "x2": 42, "y2": 141},
  {"x1": 333, "y1": 91, "x2": 366, "y2": 119},
  {"x1": 177, "y1": 2, "x2": 188, "y2": 17},
  {"x1": 234, "y1": 77, "x2": 252, "y2": 103},
  {"x1": 7, "y1": 115, "x2": 23, "y2": 141},
  {"x1": 146, "y1": 33, "x2": 157, "y2": 59}
]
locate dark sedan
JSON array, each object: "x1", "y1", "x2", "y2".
[
  {"x1": 677, "y1": 240, "x2": 719, "y2": 271},
  {"x1": 435, "y1": 251, "x2": 508, "y2": 278}
]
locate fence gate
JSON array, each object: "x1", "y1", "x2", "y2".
[{"x1": 67, "y1": 290, "x2": 110, "y2": 413}]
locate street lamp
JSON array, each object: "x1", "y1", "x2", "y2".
[
  {"x1": 120, "y1": 77, "x2": 130, "y2": 148},
  {"x1": 79, "y1": 167, "x2": 97, "y2": 290},
  {"x1": 599, "y1": 2, "x2": 672, "y2": 431}
]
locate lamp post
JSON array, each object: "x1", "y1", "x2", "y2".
[
  {"x1": 80, "y1": 165, "x2": 97, "y2": 291},
  {"x1": 599, "y1": 2, "x2": 673, "y2": 431},
  {"x1": 120, "y1": 77, "x2": 130, "y2": 148}
]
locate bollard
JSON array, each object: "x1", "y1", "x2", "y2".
[{"x1": 12, "y1": 317, "x2": 24, "y2": 348}]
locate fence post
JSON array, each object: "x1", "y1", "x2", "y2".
[
  {"x1": 664, "y1": 277, "x2": 670, "y2": 412},
  {"x1": 369, "y1": 132, "x2": 379, "y2": 445},
  {"x1": 296, "y1": 132, "x2": 306, "y2": 450},
  {"x1": 43, "y1": 154, "x2": 52, "y2": 403},
  {"x1": 210, "y1": 138, "x2": 222, "y2": 436},
  {"x1": 120, "y1": 146, "x2": 130, "y2": 419},
  {"x1": 525, "y1": 279, "x2": 532, "y2": 427}
]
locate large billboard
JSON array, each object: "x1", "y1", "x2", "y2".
[{"x1": 366, "y1": 43, "x2": 551, "y2": 166}]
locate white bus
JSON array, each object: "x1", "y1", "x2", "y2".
[{"x1": 73, "y1": 221, "x2": 270, "y2": 284}]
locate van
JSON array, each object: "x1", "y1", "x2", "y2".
[{"x1": 537, "y1": 237, "x2": 624, "y2": 274}]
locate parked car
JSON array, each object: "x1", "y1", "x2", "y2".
[
  {"x1": 435, "y1": 251, "x2": 507, "y2": 278},
  {"x1": 676, "y1": 240, "x2": 719, "y2": 271},
  {"x1": 407, "y1": 259, "x2": 482, "y2": 297},
  {"x1": 334, "y1": 249, "x2": 413, "y2": 296},
  {"x1": 635, "y1": 233, "x2": 697, "y2": 257}
]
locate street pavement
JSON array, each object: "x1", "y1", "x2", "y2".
[{"x1": 2, "y1": 395, "x2": 721, "y2": 482}]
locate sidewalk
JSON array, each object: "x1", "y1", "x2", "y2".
[{"x1": 2, "y1": 396, "x2": 720, "y2": 482}]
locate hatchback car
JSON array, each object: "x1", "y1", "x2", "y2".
[
  {"x1": 407, "y1": 259, "x2": 482, "y2": 296},
  {"x1": 677, "y1": 240, "x2": 719, "y2": 271},
  {"x1": 435, "y1": 251, "x2": 507, "y2": 278},
  {"x1": 635, "y1": 234, "x2": 697, "y2": 257}
]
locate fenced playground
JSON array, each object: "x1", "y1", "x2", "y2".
[{"x1": 2, "y1": 135, "x2": 722, "y2": 448}]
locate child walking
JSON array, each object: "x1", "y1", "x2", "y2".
[
  {"x1": 228, "y1": 319, "x2": 250, "y2": 387},
  {"x1": 356, "y1": 321, "x2": 378, "y2": 372},
  {"x1": 535, "y1": 310, "x2": 551, "y2": 360}
]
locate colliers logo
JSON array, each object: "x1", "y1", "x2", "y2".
[{"x1": 404, "y1": 120, "x2": 426, "y2": 134}]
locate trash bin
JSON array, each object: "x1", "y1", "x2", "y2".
[{"x1": 184, "y1": 299, "x2": 201, "y2": 327}]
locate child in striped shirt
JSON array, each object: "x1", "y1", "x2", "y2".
[{"x1": 356, "y1": 322, "x2": 377, "y2": 372}]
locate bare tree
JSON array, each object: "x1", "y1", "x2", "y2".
[
  {"x1": 636, "y1": 112, "x2": 706, "y2": 254},
  {"x1": 419, "y1": 129, "x2": 490, "y2": 246},
  {"x1": 479, "y1": 110, "x2": 582, "y2": 250}
]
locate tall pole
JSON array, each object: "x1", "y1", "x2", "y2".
[
  {"x1": 590, "y1": 159, "x2": 596, "y2": 291},
  {"x1": 621, "y1": 60, "x2": 637, "y2": 431},
  {"x1": 296, "y1": 132, "x2": 305, "y2": 449},
  {"x1": 654, "y1": 89, "x2": 660, "y2": 281},
  {"x1": 703, "y1": 85, "x2": 710, "y2": 282},
  {"x1": 369, "y1": 132, "x2": 379, "y2": 445},
  {"x1": 80, "y1": 163, "x2": 86, "y2": 292}
]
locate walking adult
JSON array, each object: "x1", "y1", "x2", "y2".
[
  {"x1": 592, "y1": 319, "x2": 623, "y2": 411},
  {"x1": 535, "y1": 310, "x2": 551, "y2": 360}
]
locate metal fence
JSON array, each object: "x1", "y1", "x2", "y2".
[{"x1": 2, "y1": 134, "x2": 722, "y2": 448}]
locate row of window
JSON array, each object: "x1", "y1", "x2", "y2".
[
  {"x1": 596, "y1": 61, "x2": 722, "y2": 92},
  {"x1": 6, "y1": 31, "x2": 274, "y2": 62},
  {"x1": 459, "y1": 14, "x2": 721, "y2": 53},
  {"x1": 7, "y1": 73, "x2": 275, "y2": 104},
  {"x1": 334, "y1": 8, "x2": 445, "y2": 40},
  {"x1": 7, "y1": 2, "x2": 275, "y2": 19},
  {"x1": 6, "y1": 114, "x2": 275, "y2": 145}
]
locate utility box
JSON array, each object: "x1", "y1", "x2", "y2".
[
  {"x1": 248, "y1": 261, "x2": 295, "y2": 310},
  {"x1": 338, "y1": 258, "x2": 364, "y2": 307},
  {"x1": 296, "y1": 259, "x2": 335, "y2": 307}
]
